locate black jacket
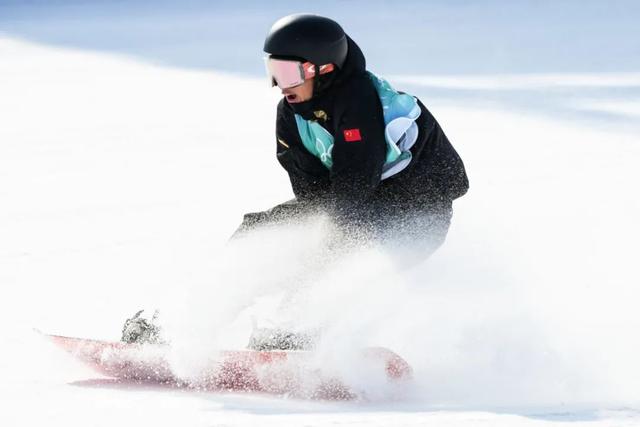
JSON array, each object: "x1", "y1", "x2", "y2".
[{"x1": 274, "y1": 36, "x2": 468, "y2": 228}]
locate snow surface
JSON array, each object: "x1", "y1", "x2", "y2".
[{"x1": 1, "y1": 33, "x2": 640, "y2": 426}]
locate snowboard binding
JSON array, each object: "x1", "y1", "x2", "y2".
[
  {"x1": 121, "y1": 310, "x2": 164, "y2": 344},
  {"x1": 247, "y1": 327, "x2": 316, "y2": 351}
]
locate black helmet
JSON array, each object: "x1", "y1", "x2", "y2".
[{"x1": 264, "y1": 14, "x2": 348, "y2": 69}]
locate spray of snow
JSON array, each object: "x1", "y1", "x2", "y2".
[{"x1": 159, "y1": 208, "x2": 640, "y2": 407}]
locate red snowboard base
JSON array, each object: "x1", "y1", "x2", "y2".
[{"x1": 44, "y1": 333, "x2": 412, "y2": 400}]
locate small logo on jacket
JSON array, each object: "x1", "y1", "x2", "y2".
[
  {"x1": 277, "y1": 138, "x2": 289, "y2": 148},
  {"x1": 313, "y1": 110, "x2": 328, "y2": 121},
  {"x1": 343, "y1": 128, "x2": 362, "y2": 142}
]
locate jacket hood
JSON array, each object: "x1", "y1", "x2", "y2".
[
  {"x1": 287, "y1": 35, "x2": 367, "y2": 118},
  {"x1": 324, "y1": 35, "x2": 366, "y2": 88}
]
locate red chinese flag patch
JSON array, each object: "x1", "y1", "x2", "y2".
[{"x1": 343, "y1": 128, "x2": 362, "y2": 142}]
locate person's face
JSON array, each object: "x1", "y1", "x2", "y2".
[{"x1": 281, "y1": 77, "x2": 314, "y2": 103}]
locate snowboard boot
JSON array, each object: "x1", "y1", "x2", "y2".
[{"x1": 121, "y1": 310, "x2": 164, "y2": 344}]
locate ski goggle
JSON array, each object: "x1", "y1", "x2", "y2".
[{"x1": 264, "y1": 56, "x2": 335, "y2": 89}]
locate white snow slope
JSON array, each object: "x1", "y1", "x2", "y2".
[{"x1": 1, "y1": 37, "x2": 640, "y2": 426}]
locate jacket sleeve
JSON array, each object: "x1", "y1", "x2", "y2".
[
  {"x1": 407, "y1": 100, "x2": 469, "y2": 205},
  {"x1": 323, "y1": 76, "x2": 387, "y2": 224}
]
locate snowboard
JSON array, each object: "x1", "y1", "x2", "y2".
[{"x1": 43, "y1": 333, "x2": 412, "y2": 400}]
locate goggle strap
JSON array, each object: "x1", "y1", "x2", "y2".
[{"x1": 302, "y1": 62, "x2": 335, "y2": 80}]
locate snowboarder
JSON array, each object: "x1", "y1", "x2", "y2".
[
  {"x1": 121, "y1": 14, "x2": 469, "y2": 347},
  {"x1": 234, "y1": 14, "x2": 468, "y2": 263}
]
